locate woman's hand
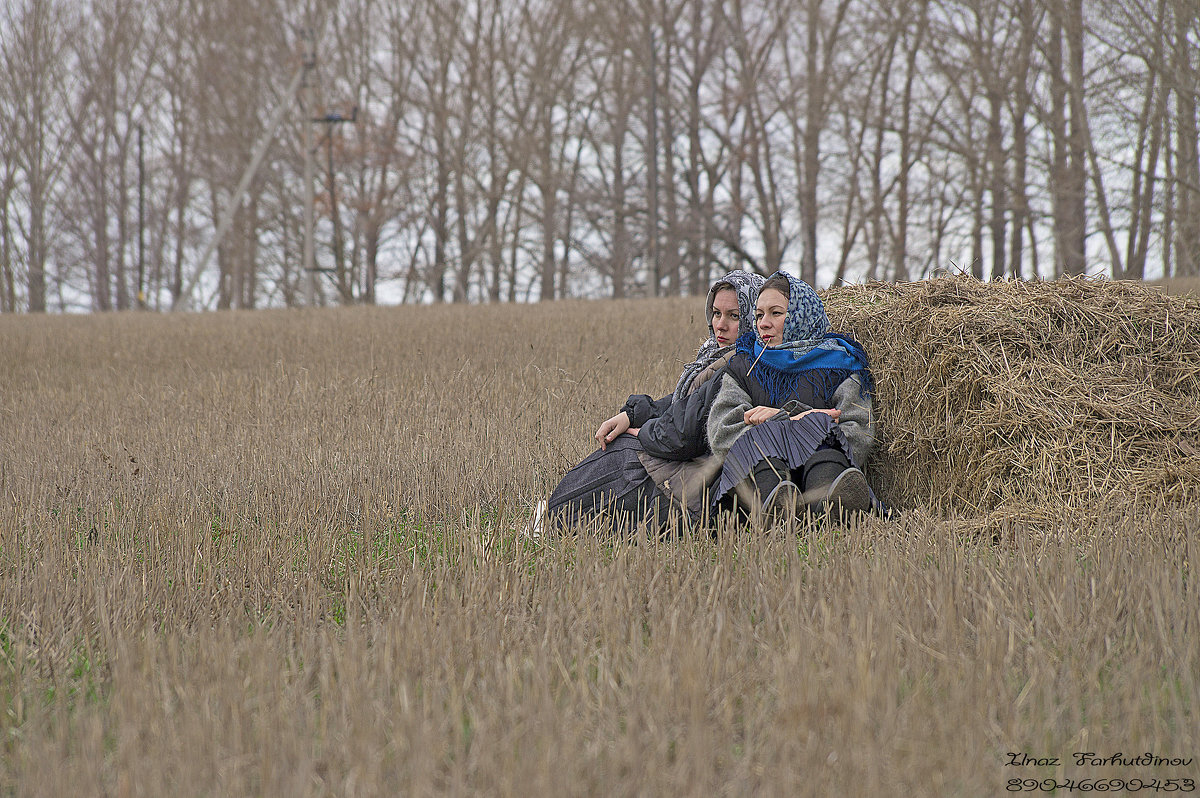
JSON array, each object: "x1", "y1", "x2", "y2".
[
  {"x1": 595, "y1": 411, "x2": 632, "y2": 449},
  {"x1": 791, "y1": 408, "x2": 841, "y2": 422},
  {"x1": 743, "y1": 406, "x2": 781, "y2": 426}
]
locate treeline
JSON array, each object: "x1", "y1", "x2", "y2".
[{"x1": 1, "y1": 0, "x2": 1198, "y2": 312}]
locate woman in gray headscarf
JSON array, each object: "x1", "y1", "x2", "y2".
[
  {"x1": 594, "y1": 269, "x2": 766, "y2": 447},
  {"x1": 545, "y1": 270, "x2": 765, "y2": 533}
]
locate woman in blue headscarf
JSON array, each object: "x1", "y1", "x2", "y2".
[{"x1": 707, "y1": 270, "x2": 879, "y2": 520}]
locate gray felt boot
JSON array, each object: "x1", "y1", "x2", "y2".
[
  {"x1": 822, "y1": 467, "x2": 871, "y2": 515},
  {"x1": 802, "y1": 449, "x2": 871, "y2": 516}
]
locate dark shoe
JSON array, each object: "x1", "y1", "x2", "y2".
[
  {"x1": 751, "y1": 457, "x2": 789, "y2": 497},
  {"x1": 824, "y1": 467, "x2": 871, "y2": 515},
  {"x1": 760, "y1": 480, "x2": 801, "y2": 528},
  {"x1": 801, "y1": 448, "x2": 852, "y2": 492}
]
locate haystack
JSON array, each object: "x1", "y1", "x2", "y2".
[{"x1": 822, "y1": 276, "x2": 1200, "y2": 516}]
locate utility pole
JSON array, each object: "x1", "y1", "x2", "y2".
[
  {"x1": 315, "y1": 107, "x2": 357, "y2": 303},
  {"x1": 299, "y1": 25, "x2": 357, "y2": 307}
]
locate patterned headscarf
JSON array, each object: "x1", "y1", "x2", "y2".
[
  {"x1": 736, "y1": 271, "x2": 873, "y2": 407},
  {"x1": 673, "y1": 269, "x2": 765, "y2": 401},
  {"x1": 777, "y1": 273, "x2": 829, "y2": 351}
]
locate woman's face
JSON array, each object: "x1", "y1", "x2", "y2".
[
  {"x1": 710, "y1": 287, "x2": 741, "y2": 346},
  {"x1": 755, "y1": 288, "x2": 788, "y2": 346}
]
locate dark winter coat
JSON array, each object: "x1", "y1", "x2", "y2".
[
  {"x1": 636, "y1": 375, "x2": 723, "y2": 462},
  {"x1": 618, "y1": 354, "x2": 732, "y2": 522}
]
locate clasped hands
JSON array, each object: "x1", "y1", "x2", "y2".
[{"x1": 744, "y1": 406, "x2": 840, "y2": 426}]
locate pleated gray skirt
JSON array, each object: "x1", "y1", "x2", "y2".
[{"x1": 711, "y1": 413, "x2": 859, "y2": 503}]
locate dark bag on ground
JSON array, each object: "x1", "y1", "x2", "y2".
[{"x1": 546, "y1": 435, "x2": 668, "y2": 535}]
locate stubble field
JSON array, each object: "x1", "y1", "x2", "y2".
[{"x1": 1, "y1": 286, "x2": 1197, "y2": 796}]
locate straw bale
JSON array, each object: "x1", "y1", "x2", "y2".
[{"x1": 821, "y1": 275, "x2": 1200, "y2": 515}]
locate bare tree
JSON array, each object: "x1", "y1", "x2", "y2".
[
  {"x1": 478, "y1": 2, "x2": 528, "y2": 303},
  {"x1": 670, "y1": 0, "x2": 726, "y2": 294},
  {"x1": 450, "y1": 0, "x2": 508, "y2": 303},
  {"x1": 183, "y1": 0, "x2": 296, "y2": 310},
  {"x1": 850, "y1": 11, "x2": 900, "y2": 282},
  {"x1": 714, "y1": 0, "x2": 791, "y2": 275},
  {"x1": 0, "y1": 24, "x2": 20, "y2": 312},
  {"x1": 151, "y1": 0, "x2": 201, "y2": 308},
  {"x1": 318, "y1": 0, "x2": 418, "y2": 306},
  {"x1": 779, "y1": 0, "x2": 856, "y2": 286},
  {"x1": 1045, "y1": 0, "x2": 1087, "y2": 276},
  {"x1": 63, "y1": 0, "x2": 157, "y2": 311},
  {"x1": 576, "y1": 0, "x2": 645, "y2": 298},
  {"x1": 3, "y1": 0, "x2": 74, "y2": 312},
  {"x1": 508, "y1": 0, "x2": 588, "y2": 301},
  {"x1": 1169, "y1": 0, "x2": 1200, "y2": 276},
  {"x1": 408, "y1": 0, "x2": 455, "y2": 303},
  {"x1": 937, "y1": 0, "x2": 1027, "y2": 281},
  {"x1": 1007, "y1": 0, "x2": 1040, "y2": 279},
  {"x1": 1088, "y1": 0, "x2": 1172, "y2": 280},
  {"x1": 7, "y1": 0, "x2": 1200, "y2": 313},
  {"x1": 827, "y1": 16, "x2": 888, "y2": 285},
  {"x1": 645, "y1": 0, "x2": 687, "y2": 295},
  {"x1": 890, "y1": 0, "x2": 929, "y2": 282}
]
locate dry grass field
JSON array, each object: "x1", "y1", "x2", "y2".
[{"x1": 1, "y1": 279, "x2": 1198, "y2": 796}]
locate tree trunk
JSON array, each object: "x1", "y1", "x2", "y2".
[
  {"x1": 94, "y1": 155, "x2": 114, "y2": 312},
  {"x1": 684, "y1": 25, "x2": 706, "y2": 295},
  {"x1": 1008, "y1": 0, "x2": 1035, "y2": 280},
  {"x1": 659, "y1": 20, "x2": 681, "y2": 296},
  {"x1": 538, "y1": 103, "x2": 558, "y2": 301},
  {"x1": 893, "y1": 1, "x2": 927, "y2": 283},
  {"x1": 987, "y1": 86, "x2": 1006, "y2": 280},
  {"x1": 799, "y1": 0, "x2": 821, "y2": 287},
  {"x1": 0, "y1": 169, "x2": 14, "y2": 312},
  {"x1": 1172, "y1": 0, "x2": 1200, "y2": 276},
  {"x1": 244, "y1": 193, "x2": 258, "y2": 309},
  {"x1": 1048, "y1": 0, "x2": 1086, "y2": 276},
  {"x1": 1124, "y1": 0, "x2": 1168, "y2": 282},
  {"x1": 115, "y1": 121, "x2": 131, "y2": 311}
]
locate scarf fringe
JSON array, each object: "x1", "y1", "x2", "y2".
[
  {"x1": 754, "y1": 366, "x2": 857, "y2": 408},
  {"x1": 738, "y1": 329, "x2": 872, "y2": 406}
]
